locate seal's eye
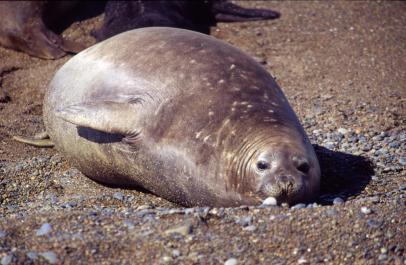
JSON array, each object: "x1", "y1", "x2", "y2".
[
  {"x1": 256, "y1": 161, "x2": 270, "y2": 171},
  {"x1": 297, "y1": 161, "x2": 310, "y2": 174}
]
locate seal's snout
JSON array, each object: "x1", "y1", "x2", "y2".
[{"x1": 276, "y1": 175, "x2": 295, "y2": 193}]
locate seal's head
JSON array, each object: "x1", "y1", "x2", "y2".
[
  {"x1": 227, "y1": 126, "x2": 320, "y2": 206},
  {"x1": 253, "y1": 141, "x2": 320, "y2": 205}
]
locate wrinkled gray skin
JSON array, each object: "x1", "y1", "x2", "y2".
[{"x1": 44, "y1": 27, "x2": 320, "y2": 207}]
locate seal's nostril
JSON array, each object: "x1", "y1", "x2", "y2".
[{"x1": 277, "y1": 175, "x2": 294, "y2": 191}]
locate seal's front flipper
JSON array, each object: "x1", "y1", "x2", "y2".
[
  {"x1": 212, "y1": 2, "x2": 280, "y2": 22},
  {"x1": 56, "y1": 101, "x2": 140, "y2": 138},
  {"x1": 13, "y1": 131, "x2": 54, "y2": 147}
]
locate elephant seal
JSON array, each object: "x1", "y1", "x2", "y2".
[
  {"x1": 0, "y1": 1, "x2": 86, "y2": 59},
  {"x1": 0, "y1": 1, "x2": 279, "y2": 59},
  {"x1": 94, "y1": 0, "x2": 280, "y2": 40},
  {"x1": 43, "y1": 27, "x2": 320, "y2": 207}
]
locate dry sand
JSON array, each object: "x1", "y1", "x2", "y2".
[{"x1": 0, "y1": 1, "x2": 405, "y2": 264}]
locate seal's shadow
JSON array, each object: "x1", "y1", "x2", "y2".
[{"x1": 314, "y1": 145, "x2": 374, "y2": 205}]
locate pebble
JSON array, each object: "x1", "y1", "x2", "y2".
[
  {"x1": 161, "y1": 256, "x2": 173, "y2": 263},
  {"x1": 337, "y1": 128, "x2": 348, "y2": 135},
  {"x1": 27, "y1": 251, "x2": 38, "y2": 260},
  {"x1": 243, "y1": 225, "x2": 256, "y2": 232},
  {"x1": 36, "y1": 223, "x2": 52, "y2": 236},
  {"x1": 262, "y1": 197, "x2": 277, "y2": 206},
  {"x1": 324, "y1": 142, "x2": 336, "y2": 149},
  {"x1": 389, "y1": 141, "x2": 400, "y2": 148},
  {"x1": 333, "y1": 197, "x2": 344, "y2": 205},
  {"x1": 362, "y1": 144, "x2": 372, "y2": 152},
  {"x1": 0, "y1": 231, "x2": 6, "y2": 238},
  {"x1": 164, "y1": 223, "x2": 193, "y2": 236},
  {"x1": 123, "y1": 220, "x2": 135, "y2": 230},
  {"x1": 298, "y1": 257, "x2": 309, "y2": 264},
  {"x1": 0, "y1": 255, "x2": 12, "y2": 265},
  {"x1": 40, "y1": 251, "x2": 58, "y2": 264},
  {"x1": 224, "y1": 258, "x2": 238, "y2": 265},
  {"x1": 236, "y1": 216, "x2": 252, "y2": 227},
  {"x1": 380, "y1": 247, "x2": 388, "y2": 254},
  {"x1": 291, "y1": 203, "x2": 306, "y2": 210},
  {"x1": 399, "y1": 157, "x2": 406, "y2": 166},
  {"x1": 113, "y1": 192, "x2": 124, "y2": 201},
  {"x1": 360, "y1": 207, "x2": 372, "y2": 215},
  {"x1": 172, "y1": 249, "x2": 181, "y2": 258}
]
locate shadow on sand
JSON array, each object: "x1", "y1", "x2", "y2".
[{"x1": 314, "y1": 145, "x2": 374, "y2": 205}]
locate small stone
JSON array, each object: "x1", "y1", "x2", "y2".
[
  {"x1": 389, "y1": 141, "x2": 400, "y2": 148},
  {"x1": 161, "y1": 256, "x2": 173, "y2": 263},
  {"x1": 333, "y1": 197, "x2": 344, "y2": 205},
  {"x1": 378, "y1": 254, "x2": 387, "y2": 261},
  {"x1": 136, "y1": 204, "x2": 152, "y2": 211},
  {"x1": 262, "y1": 197, "x2": 277, "y2": 206},
  {"x1": 361, "y1": 207, "x2": 372, "y2": 215},
  {"x1": 380, "y1": 247, "x2": 388, "y2": 254},
  {"x1": 253, "y1": 56, "x2": 267, "y2": 65},
  {"x1": 243, "y1": 225, "x2": 256, "y2": 232},
  {"x1": 337, "y1": 128, "x2": 348, "y2": 135},
  {"x1": 1, "y1": 255, "x2": 12, "y2": 265},
  {"x1": 291, "y1": 203, "x2": 306, "y2": 210},
  {"x1": 324, "y1": 142, "x2": 336, "y2": 149},
  {"x1": 313, "y1": 129, "x2": 323, "y2": 135},
  {"x1": 298, "y1": 257, "x2": 309, "y2": 264},
  {"x1": 172, "y1": 249, "x2": 181, "y2": 258},
  {"x1": 362, "y1": 144, "x2": 372, "y2": 152},
  {"x1": 399, "y1": 157, "x2": 406, "y2": 166},
  {"x1": 224, "y1": 258, "x2": 238, "y2": 265},
  {"x1": 372, "y1": 135, "x2": 383, "y2": 141},
  {"x1": 61, "y1": 201, "x2": 77, "y2": 208},
  {"x1": 164, "y1": 223, "x2": 193, "y2": 236},
  {"x1": 123, "y1": 220, "x2": 135, "y2": 230},
  {"x1": 113, "y1": 192, "x2": 124, "y2": 200},
  {"x1": 27, "y1": 251, "x2": 38, "y2": 260},
  {"x1": 36, "y1": 223, "x2": 52, "y2": 236},
  {"x1": 40, "y1": 251, "x2": 58, "y2": 264},
  {"x1": 236, "y1": 216, "x2": 252, "y2": 227},
  {"x1": 0, "y1": 231, "x2": 6, "y2": 238}
]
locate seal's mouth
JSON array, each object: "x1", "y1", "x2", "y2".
[{"x1": 258, "y1": 181, "x2": 306, "y2": 205}]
